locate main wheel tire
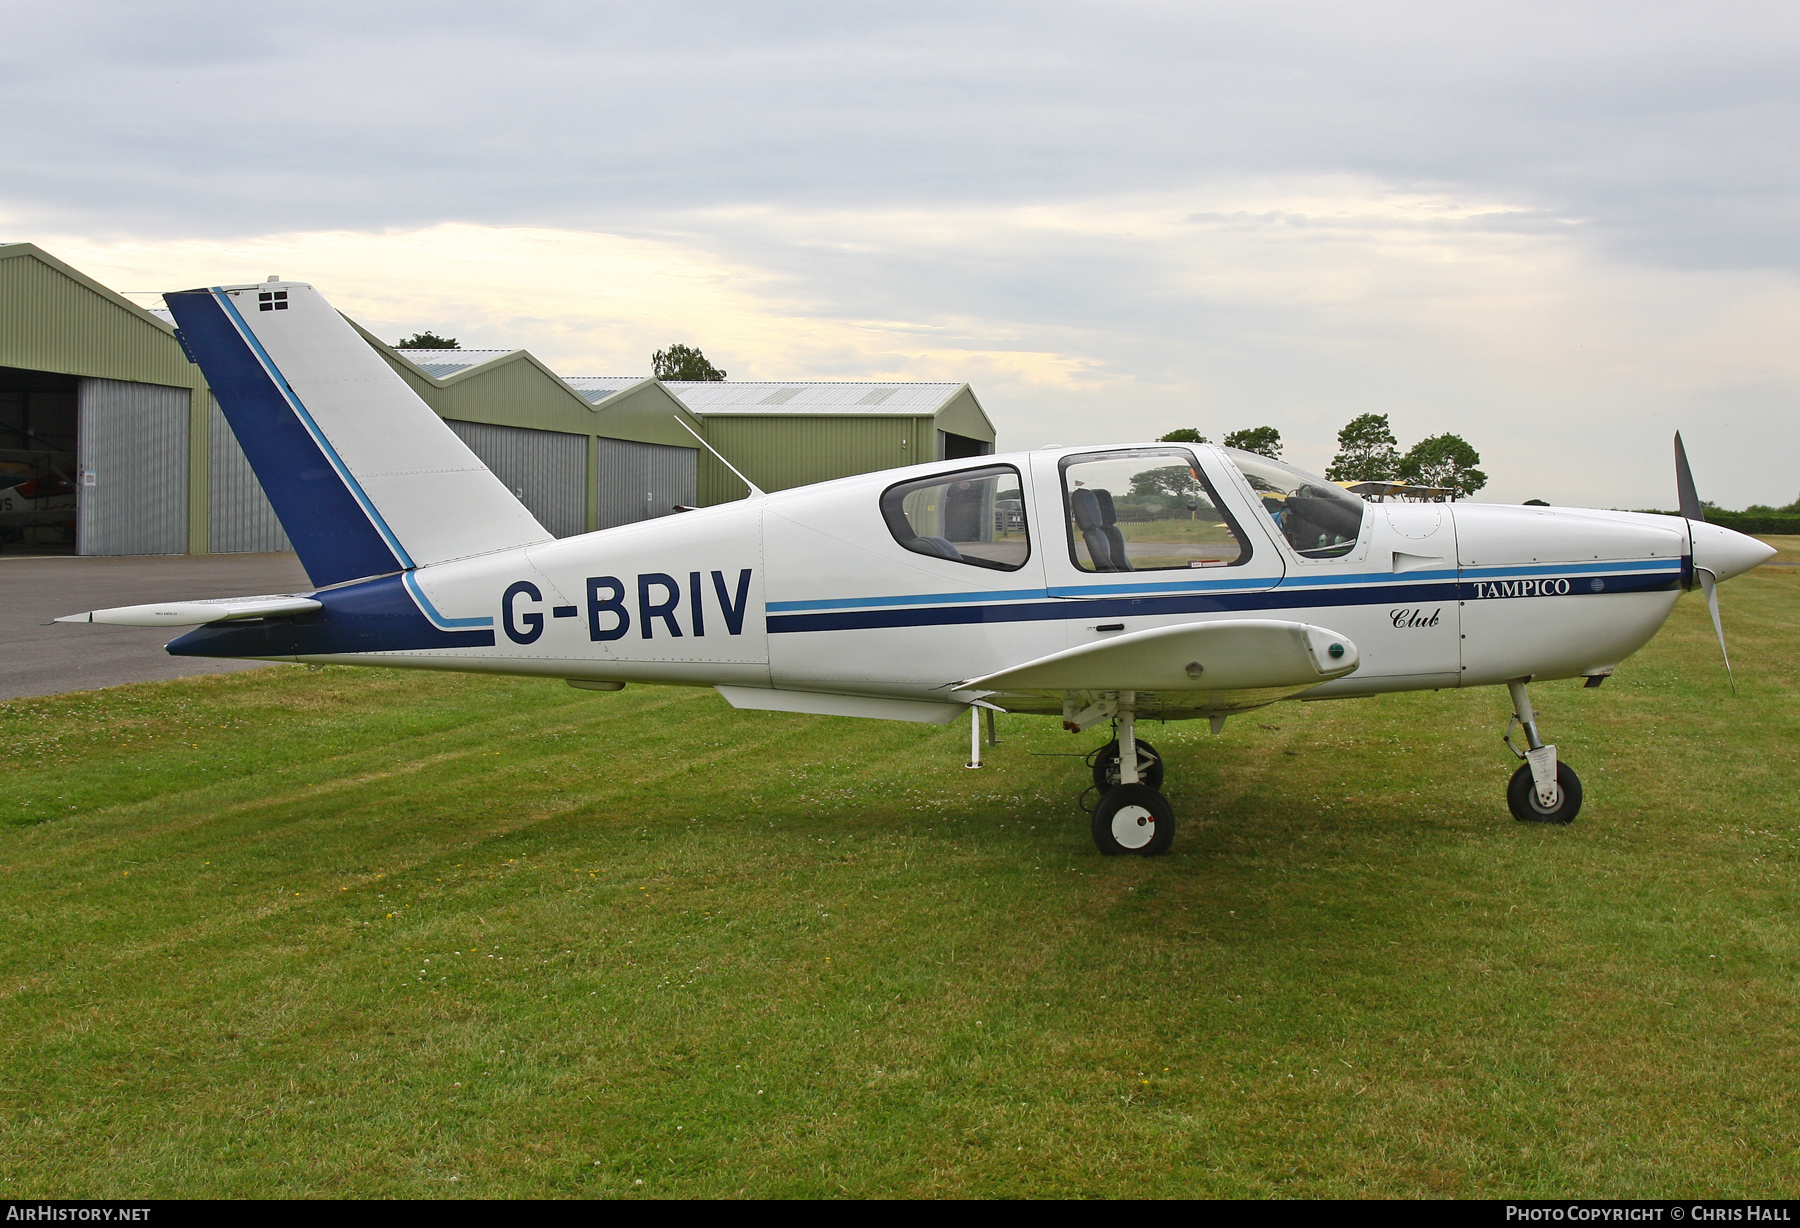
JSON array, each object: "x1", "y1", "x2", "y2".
[
  {"x1": 1507, "y1": 760, "x2": 1583, "y2": 824},
  {"x1": 1092, "y1": 738, "x2": 1165, "y2": 792},
  {"x1": 1091, "y1": 784, "x2": 1176, "y2": 856}
]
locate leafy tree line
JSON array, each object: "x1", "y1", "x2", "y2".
[
  {"x1": 1158, "y1": 426, "x2": 1286, "y2": 457},
  {"x1": 653, "y1": 344, "x2": 727, "y2": 381},
  {"x1": 394, "y1": 333, "x2": 731, "y2": 384},
  {"x1": 395, "y1": 331, "x2": 458, "y2": 349},
  {"x1": 1326, "y1": 413, "x2": 1486, "y2": 496},
  {"x1": 1157, "y1": 413, "x2": 1487, "y2": 497}
]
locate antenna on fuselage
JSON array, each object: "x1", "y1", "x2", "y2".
[{"x1": 672, "y1": 415, "x2": 765, "y2": 499}]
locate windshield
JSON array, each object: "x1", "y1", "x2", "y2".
[{"x1": 1225, "y1": 449, "x2": 1367, "y2": 559}]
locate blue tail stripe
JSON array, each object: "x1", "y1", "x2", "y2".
[
  {"x1": 166, "y1": 289, "x2": 402, "y2": 588},
  {"x1": 211, "y1": 290, "x2": 417, "y2": 571},
  {"x1": 403, "y1": 571, "x2": 494, "y2": 629}
]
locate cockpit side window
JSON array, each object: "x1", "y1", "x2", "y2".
[
  {"x1": 1058, "y1": 449, "x2": 1250, "y2": 572},
  {"x1": 879, "y1": 465, "x2": 1030, "y2": 571},
  {"x1": 1224, "y1": 449, "x2": 1368, "y2": 560}
]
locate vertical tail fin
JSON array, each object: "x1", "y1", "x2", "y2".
[{"x1": 166, "y1": 281, "x2": 550, "y2": 587}]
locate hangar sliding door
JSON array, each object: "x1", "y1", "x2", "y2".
[
  {"x1": 209, "y1": 398, "x2": 292, "y2": 554},
  {"x1": 445, "y1": 419, "x2": 587, "y2": 539},
  {"x1": 595, "y1": 439, "x2": 698, "y2": 530},
  {"x1": 76, "y1": 378, "x2": 188, "y2": 556}
]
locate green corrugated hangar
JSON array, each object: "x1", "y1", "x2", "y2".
[{"x1": 0, "y1": 242, "x2": 996, "y2": 556}]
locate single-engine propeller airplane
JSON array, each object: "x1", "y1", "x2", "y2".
[{"x1": 59, "y1": 279, "x2": 1775, "y2": 855}]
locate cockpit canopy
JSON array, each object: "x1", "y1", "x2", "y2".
[{"x1": 1225, "y1": 449, "x2": 1367, "y2": 559}]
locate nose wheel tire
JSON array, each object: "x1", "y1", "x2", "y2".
[
  {"x1": 1091, "y1": 784, "x2": 1176, "y2": 856},
  {"x1": 1092, "y1": 738, "x2": 1165, "y2": 792},
  {"x1": 1507, "y1": 761, "x2": 1583, "y2": 824}
]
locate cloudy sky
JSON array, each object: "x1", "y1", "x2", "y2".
[{"x1": 5, "y1": 1, "x2": 1797, "y2": 506}]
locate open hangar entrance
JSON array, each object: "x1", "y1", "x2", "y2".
[
  {"x1": 0, "y1": 366, "x2": 191, "y2": 558},
  {"x1": 0, "y1": 366, "x2": 78, "y2": 554},
  {"x1": 1, "y1": 244, "x2": 205, "y2": 559}
]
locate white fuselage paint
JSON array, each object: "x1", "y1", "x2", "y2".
[{"x1": 269, "y1": 445, "x2": 1701, "y2": 720}]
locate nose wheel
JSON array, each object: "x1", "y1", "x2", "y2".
[
  {"x1": 1507, "y1": 760, "x2": 1583, "y2": 823},
  {"x1": 1503, "y1": 680, "x2": 1584, "y2": 824}
]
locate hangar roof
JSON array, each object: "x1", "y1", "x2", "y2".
[
  {"x1": 561, "y1": 376, "x2": 642, "y2": 405},
  {"x1": 394, "y1": 348, "x2": 521, "y2": 378},
  {"x1": 558, "y1": 378, "x2": 970, "y2": 415},
  {"x1": 663, "y1": 381, "x2": 966, "y2": 415}
]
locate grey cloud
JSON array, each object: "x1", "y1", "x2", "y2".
[
  {"x1": 6, "y1": 0, "x2": 1798, "y2": 506},
  {"x1": 5, "y1": 1, "x2": 1798, "y2": 269}
]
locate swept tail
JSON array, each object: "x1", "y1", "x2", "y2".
[{"x1": 165, "y1": 281, "x2": 551, "y2": 588}]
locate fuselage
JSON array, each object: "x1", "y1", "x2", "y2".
[{"x1": 169, "y1": 443, "x2": 1760, "y2": 721}]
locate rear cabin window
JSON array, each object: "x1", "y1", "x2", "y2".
[
  {"x1": 880, "y1": 465, "x2": 1030, "y2": 571},
  {"x1": 1059, "y1": 448, "x2": 1249, "y2": 572}
]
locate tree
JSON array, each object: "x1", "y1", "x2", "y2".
[
  {"x1": 396, "y1": 331, "x2": 457, "y2": 349},
  {"x1": 1523, "y1": 498, "x2": 1550, "y2": 506},
  {"x1": 652, "y1": 344, "x2": 727, "y2": 381},
  {"x1": 1159, "y1": 428, "x2": 1210, "y2": 443},
  {"x1": 1223, "y1": 426, "x2": 1282, "y2": 459},
  {"x1": 1398, "y1": 433, "x2": 1487, "y2": 497},
  {"x1": 1325, "y1": 413, "x2": 1399, "y2": 482},
  {"x1": 1129, "y1": 465, "x2": 1201, "y2": 501}
]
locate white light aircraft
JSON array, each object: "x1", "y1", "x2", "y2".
[{"x1": 60, "y1": 280, "x2": 1775, "y2": 855}]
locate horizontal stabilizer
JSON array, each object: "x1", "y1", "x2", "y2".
[
  {"x1": 56, "y1": 594, "x2": 323, "y2": 627},
  {"x1": 966, "y1": 619, "x2": 1359, "y2": 694}
]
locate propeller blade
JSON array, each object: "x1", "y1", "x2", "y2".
[
  {"x1": 1698, "y1": 568, "x2": 1736, "y2": 693},
  {"x1": 1676, "y1": 435, "x2": 1739, "y2": 691},
  {"x1": 1674, "y1": 432, "x2": 1705, "y2": 522}
]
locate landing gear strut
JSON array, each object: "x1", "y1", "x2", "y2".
[
  {"x1": 1092, "y1": 736, "x2": 1164, "y2": 792},
  {"x1": 1083, "y1": 692, "x2": 1176, "y2": 856},
  {"x1": 1503, "y1": 679, "x2": 1583, "y2": 824}
]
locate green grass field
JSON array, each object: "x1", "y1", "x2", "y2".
[{"x1": 2, "y1": 562, "x2": 1796, "y2": 1197}]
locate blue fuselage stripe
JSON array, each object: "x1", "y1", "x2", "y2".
[
  {"x1": 766, "y1": 568, "x2": 1679, "y2": 634},
  {"x1": 767, "y1": 559, "x2": 1682, "y2": 617}
]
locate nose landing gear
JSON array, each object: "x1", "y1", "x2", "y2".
[{"x1": 1503, "y1": 679, "x2": 1583, "y2": 824}]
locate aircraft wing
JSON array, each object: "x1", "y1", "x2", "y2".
[
  {"x1": 55, "y1": 594, "x2": 323, "y2": 627},
  {"x1": 964, "y1": 618, "x2": 1358, "y2": 695}
]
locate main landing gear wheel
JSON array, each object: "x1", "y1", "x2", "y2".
[
  {"x1": 1092, "y1": 738, "x2": 1164, "y2": 792},
  {"x1": 1507, "y1": 761, "x2": 1583, "y2": 824},
  {"x1": 1091, "y1": 784, "x2": 1176, "y2": 856}
]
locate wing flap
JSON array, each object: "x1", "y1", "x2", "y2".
[
  {"x1": 56, "y1": 594, "x2": 323, "y2": 627},
  {"x1": 966, "y1": 618, "x2": 1359, "y2": 694}
]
